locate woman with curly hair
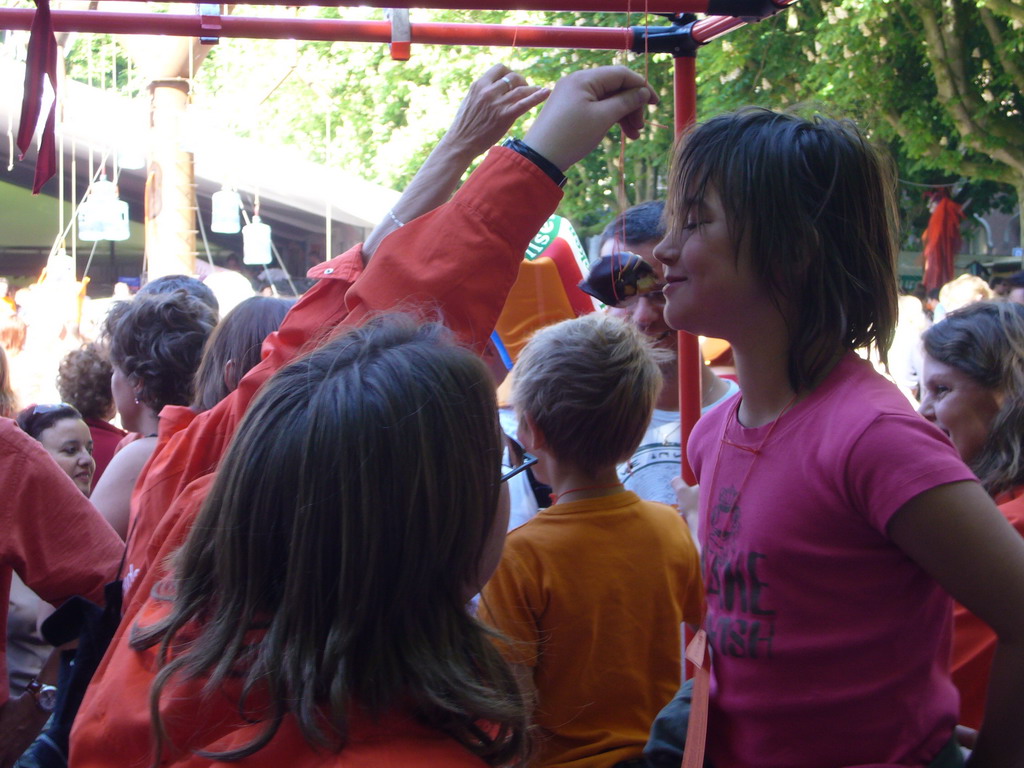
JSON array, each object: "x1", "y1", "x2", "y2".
[
  {"x1": 89, "y1": 292, "x2": 216, "y2": 539},
  {"x1": 919, "y1": 300, "x2": 1024, "y2": 731},
  {"x1": 57, "y1": 343, "x2": 126, "y2": 484}
]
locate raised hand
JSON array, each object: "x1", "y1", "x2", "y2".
[
  {"x1": 444, "y1": 63, "x2": 551, "y2": 158},
  {"x1": 524, "y1": 66, "x2": 658, "y2": 172}
]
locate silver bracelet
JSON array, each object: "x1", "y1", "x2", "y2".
[{"x1": 388, "y1": 210, "x2": 405, "y2": 228}]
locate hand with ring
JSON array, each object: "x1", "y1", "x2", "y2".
[{"x1": 442, "y1": 64, "x2": 550, "y2": 159}]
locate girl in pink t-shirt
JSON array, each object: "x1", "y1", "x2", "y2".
[{"x1": 653, "y1": 109, "x2": 1024, "y2": 768}]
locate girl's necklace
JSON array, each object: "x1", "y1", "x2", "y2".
[{"x1": 706, "y1": 392, "x2": 799, "y2": 518}]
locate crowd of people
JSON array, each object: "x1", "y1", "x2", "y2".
[{"x1": 1, "y1": 62, "x2": 1023, "y2": 768}]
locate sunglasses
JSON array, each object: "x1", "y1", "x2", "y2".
[
  {"x1": 31, "y1": 403, "x2": 74, "y2": 415},
  {"x1": 500, "y1": 453, "x2": 539, "y2": 483}
]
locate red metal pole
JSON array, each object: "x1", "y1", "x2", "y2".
[
  {"x1": 74, "y1": 0, "x2": 714, "y2": 10},
  {"x1": 692, "y1": 0, "x2": 798, "y2": 42},
  {"x1": 0, "y1": 5, "x2": 797, "y2": 47},
  {"x1": 674, "y1": 55, "x2": 701, "y2": 488},
  {"x1": 0, "y1": 8, "x2": 636, "y2": 46}
]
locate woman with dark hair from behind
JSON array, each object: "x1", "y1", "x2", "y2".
[
  {"x1": 191, "y1": 296, "x2": 294, "y2": 413},
  {"x1": 114, "y1": 296, "x2": 294, "y2": 590},
  {"x1": 71, "y1": 315, "x2": 526, "y2": 767},
  {"x1": 57, "y1": 343, "x2": 126, "y2": 485},
  {"x1": 89, "y1": 292, "x2": 216, "y2": 538},
  {"x1": 919, "y1": 300, "x2": 1024, "y2": 732}
]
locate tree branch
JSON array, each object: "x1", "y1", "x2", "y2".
[
  {"x1": 979, "y1": 6, "x2": 1024, "y2": 97},
  {"x1": 978, "y1": 0, "x2": 1024, "y2": 23},
  {"x1": 880, "y1": 108, "x2": 1016, "y2": 185},
  {"x1": 913, "y1": 0, "x2": 1024, "y2": 178}
]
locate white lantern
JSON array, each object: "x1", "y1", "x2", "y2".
[
  {"x1": 211, "y1": 187, "x2": 242, "y2": 234},
  {"x1": 242, "y1": 215, "x2": 272, "y2": 265},
  {"x1": 78, "y1": 175, "x2": 130, "y2": 242}
]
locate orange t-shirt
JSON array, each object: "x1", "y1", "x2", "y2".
[
  {"x1": 951, "y1": 487, "x2": 1024, "y2": 729},
  {"x1": 480, "y1": 491, "x2": 704, "y2": 768}
]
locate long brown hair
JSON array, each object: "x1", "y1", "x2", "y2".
[
  {"x1": 191, "y1": 296, "x2": 294, "y2": 413},
  {"x1": 667, "y1": 107, "x2": 899, "y2": 391},
  {"x1": 922, "y1": 301, "x2": 1024, "y2": 496},
  {"x1": 131, "y1": 314, "x2": 527, "y2": 765}
]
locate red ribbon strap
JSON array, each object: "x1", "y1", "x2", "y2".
[
  {"x1": 681, "y1": 628, "x2": 711, "y2": 768},
  {"x1": 17, "y1": 0, "x2": 58, "y2": 194}
]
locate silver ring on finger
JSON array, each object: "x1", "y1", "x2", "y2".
[{"x1": 501, "y1": 74, "x2": 514, "y2": 92}]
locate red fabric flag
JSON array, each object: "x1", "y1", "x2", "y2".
[
  {"x1": 16, "y1": 0, "x2": 58, "y2": 194},
  {"x1": 921, "y1": 189, "x2": 964, "y2": 293}
]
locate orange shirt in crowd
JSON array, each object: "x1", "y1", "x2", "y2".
[
  {"x1": 0, "y1": 419, "x2": 123, "y2": 708},
  {"x1": 480, "y1": 491, "x2": 704, "y2": 768}
]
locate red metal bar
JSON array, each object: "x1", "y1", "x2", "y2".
[
  {"x1": 692, "y1": 0, "x2": 797, "y2": 42},
  {"x1": 673, "y1": 55, "x2": 701, "y2": 488},
  {"x1": 0, "y1": 8, "x2": 633, "y2": 48},
  {"x1": 0, "y1": 5, "x2": 797, "y2": 47},
  {"x1": 674, "y1": 54, "x2": 700, "y2": 681},
  {"x1": 56, "y1": 0, "x2": 715, "y2": 10}
]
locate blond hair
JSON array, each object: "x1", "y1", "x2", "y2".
[
  {"x1": 938, "y1": 274, "x2": 993, "y2": 315},
  {"x1": 512, "y1": 313, "x2": 662, "y2": 471}
]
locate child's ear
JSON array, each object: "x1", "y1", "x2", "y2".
[{"x1": 518, "y1": 412, "x2": 547, "y2": 453}]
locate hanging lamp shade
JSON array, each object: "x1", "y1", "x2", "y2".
[
  {"x1": 78, "y1": 174, "x2": 130, "y2": 242},
  {"x1": 211, "y1": 187, "x2": 242, "y2": 234},
  {"x1": 242, "y1": 215, "x2": 272, "y2": 265}
]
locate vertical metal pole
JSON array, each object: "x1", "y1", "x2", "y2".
[{"x1": 674, "y1": 54, "x2": 701, "y2": 487}]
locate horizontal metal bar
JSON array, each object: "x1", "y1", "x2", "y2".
[
  {"x1": 0, "y1": 8, "x2": 642, "y2": 48},
  {"x1": 70, "y1": 0, "x2": 712, "y2": 11}
]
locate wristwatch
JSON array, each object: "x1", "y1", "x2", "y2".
[
  {"x1": 25, "y1": 678, "x2": 58, "y2": 713},
  {"x1": 501, "y1": 138, "x2": 568, "y2": 188}
]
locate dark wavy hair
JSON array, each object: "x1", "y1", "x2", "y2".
[
  {"x1": 922, "y1": 301, "x2": 1024, "y2": 496},
  {"x1": 667, "y1": 107, "x2": 899, "y2": 391},
  {"x1": 131, "y1": 314, "x2": 527, "y2": 766},
  {"x1": 16, "y1": 403, "x2": 84, "y2": 440},
  {"x1": 105, "y1": 292, "x2": 217, "y2": 414},
  {"x1": 191, "y1": 296, "x2": 294, "y2": 413},
  {"x1": 139, "y1": 274, "x2": 219, "y2": 318},
  {"x1": 57, "y1": 343, "x2": 116, "y2": 421}
]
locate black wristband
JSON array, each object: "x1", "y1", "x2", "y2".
[{"x1": 501, "y1": 138, "x2": 567, "y2": 188}]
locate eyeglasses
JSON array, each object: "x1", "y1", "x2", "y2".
[
  {"x1": 500, "y1": 453, "x2": 539, "y2": 483},
  {"x1": 614, "y1": 288, "x2": 667, "y2": 310}
]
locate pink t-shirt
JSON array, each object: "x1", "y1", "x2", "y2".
[{"x1": 689, "y1": 353, "x2": 975, "y2": 768}]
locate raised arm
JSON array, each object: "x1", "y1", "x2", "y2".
[
  {"x1": 344, "y1": 64, "x2": 658, "y2": 346},
  {"x1": 361, "y1": 64, "x2": 551, "y2": 261}
]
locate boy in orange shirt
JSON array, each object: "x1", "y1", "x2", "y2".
[{"x1": 480, "y1": 313, "x2": 703, "y2": 768}]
